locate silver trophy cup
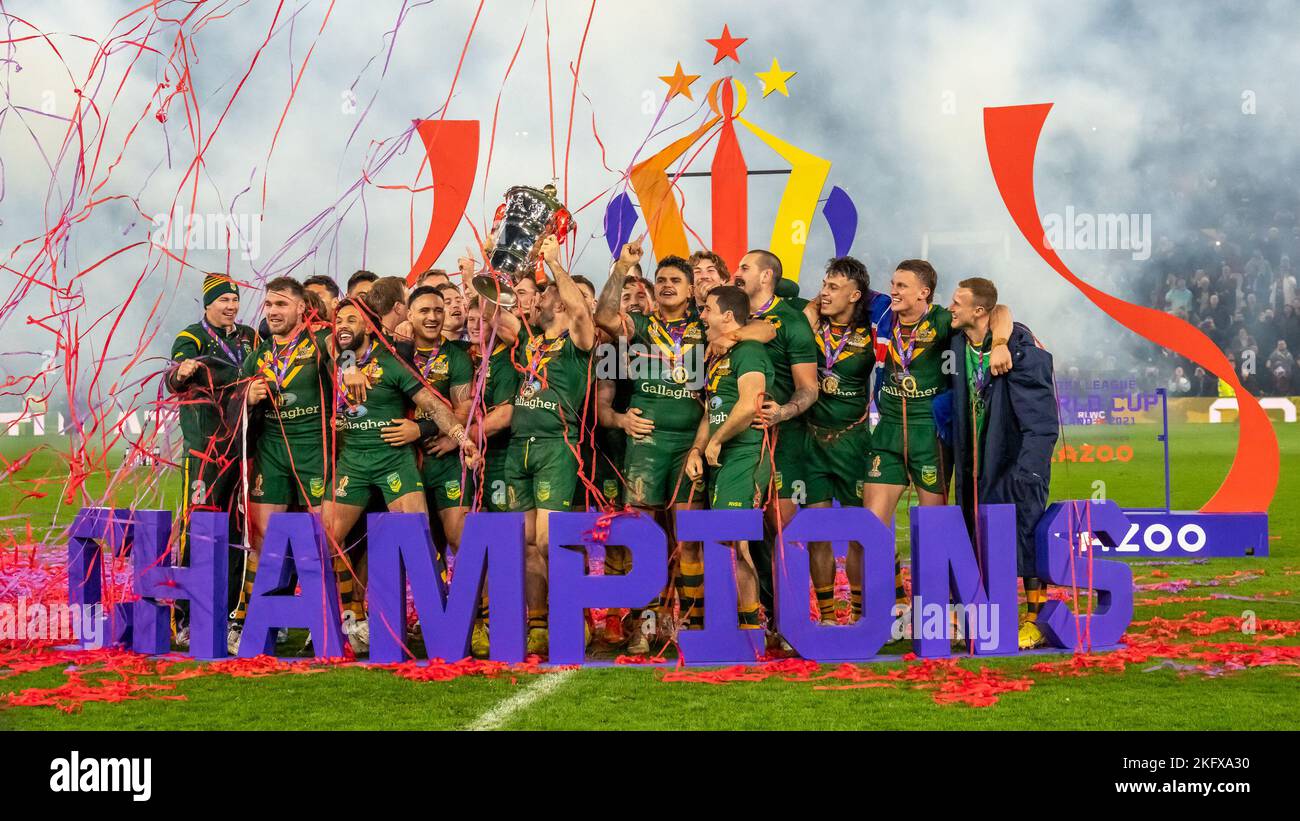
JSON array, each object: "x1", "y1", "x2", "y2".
[{"x1": 473, "y1": 185, "x2": 571, "y2": 307}]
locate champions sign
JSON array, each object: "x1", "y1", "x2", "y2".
[{"x1": 66, "y1": 502, "x2": 1136, "y2": 665}]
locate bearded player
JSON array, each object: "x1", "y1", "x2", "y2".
[
  {"x1": 505, "y1": 235, "x2": 596, "y2": 657},
  {"x1": 798, "y1": 258, "x2": 876, "y2": 624},
  {"x1": 228, "y1": 277, "x2": 332, "y2": 652},
  {"x1": 685, "y1": 285, "x2": 773, "y2": 630},
  {"x1": 734, "y1": 249, "x2": 819, "y2": 639},
  {"x1": 323, "y1": 298, "x2": 478, "y2": 653}
]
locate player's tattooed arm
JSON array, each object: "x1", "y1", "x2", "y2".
[
  {"x1": 708, "y1": 372, "x2": 765, "y2": 465},
  {"x1": 541, "y1": 234, "x2": 596, "y2": 352},
  {"x1": 989, "y1": 304, "x2": 1015, "y2": 376},
  {"x1": 594, "y1": 239, "x2": 643, "y2": 340},
  {"x1": 755, "y1": 363, "x2": 818, "y2": 428},
  {"x1": 411, "y1": 387, "x2": 480, "y2": 467},
  {"x1": 425, "y1": 381, "x2": 475, "y2": 455}
]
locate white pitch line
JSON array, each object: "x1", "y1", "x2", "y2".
[{"x1": 465, "y1": 669, "x2": 578, "y2": 731}]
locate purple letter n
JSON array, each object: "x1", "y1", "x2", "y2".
[{"x1": 910, "y1": 504, "x2": 1019, "y2": 658}]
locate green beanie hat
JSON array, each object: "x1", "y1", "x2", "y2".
[{"x1": 203, "y1": 273, "x2": 239, "y2": 307}]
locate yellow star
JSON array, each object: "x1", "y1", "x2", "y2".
[
  {"x1": 755, "y1": 58, "x2": 796, "y2": 98},
  {"x1": 659, "y1": 62, "x2": 701, "y2": 102}
]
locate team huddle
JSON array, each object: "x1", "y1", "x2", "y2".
[{"x1": 167, "y1": 239, "x2": 1059, "y2": 660}]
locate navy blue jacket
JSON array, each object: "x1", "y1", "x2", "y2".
[{"x1": 949, "y1": 322, "x2": 1059, "y2": 575}]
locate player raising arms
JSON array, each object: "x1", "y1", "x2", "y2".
[
  {"x1": 686, "y1": 285, "x2": 774, "y2": 630},
  {"x1": 864, "y1": 259, "x2": 1014, "y2": 603},
  {"x1": 798, "y1": 258, "x2": 876, "y2": 624},
  {"x1": 505, "y1": 235, "x2": 596, "y2": 657},
  {"x1": 323, "y1": 297, "x2": 478, "y2": 653},
  {"x1": 595, "y1": 241, "x2": 775, "y2": 641},
  {"x1": 228, "y1": 277, "x2": 333, "y2": 652}
]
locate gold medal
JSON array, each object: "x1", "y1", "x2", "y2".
[
  {"x1": 520, "y1": 380, "x2": 539, "y2": 400},
  {"x1": 901, "y1": 374, "x2": 918, "y2": 395},
  {"x1": 671, "y1": 365, "x2": 689, "y2": 384},
  {"x1": 822, "y1": 375, "x2": 840, "y2": 394}
]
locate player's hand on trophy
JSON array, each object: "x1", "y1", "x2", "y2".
[
  {"x1": 685, "y1": 447, "x2": 704, "y2": 481},
  {"x1": 540, "y1": 234, "x2": 561, "y2": 264},
  {"x1": 246, "y1": 377, "x2": 270, "y2": 405},
  {"x1": 619, "y1": 407, "x2": 655, "y2": 439},
  {"x1": 380, "y1": 418, "x2": 421, "y2": 446},
  {"x1": 176, "y1": 358, "x2": 201, "y2": 382},
  {"x1": 341, "y1": 367, "x2": 370, "y2": 402},
  {"x1": 990, "y1": 343, "x2": 1012, "y2": 376},
  {"x1": 751, "y1": 399, "x2": 781, "y2": 429},
  {"x1": 458, "y1": 253, "x2": 478, "y2": 277},
  {"x1": 619, "y1": 238, "x2": 644, "y2": 268},
  {"x1": 704, "y1": 437, "x2": 723, "y2": 467}
]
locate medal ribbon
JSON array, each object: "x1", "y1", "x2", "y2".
[
  {"x1": 522, "y1": 330, "x2": 568, "y2": 390},
  {"x1": 649, "y1": 314, "x2": 691, "y2": 374},
  {"x1": 335, "y1": 339, "x2": 377, "y2": 413},
  {"x1": 417, "y1": 340, "x2": 443, "y2": 382},
  {"x1": 890, "y1": 306, "x2": 931, "y2": 381},
  {"x1": 268, "y1": 331, "x2": 306, "y2": 389},
  {"x1": 818, "y1": 321, "x2": 853, "y2": 377},
  {"x1": 750, "y1": 294, "x2": 778, "y2": 318},
  {"x1": 201, "y1": 319, "x2": 245, "y2": 367}
]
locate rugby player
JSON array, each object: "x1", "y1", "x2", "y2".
[
  {"x1": 863, "y1": 259, "x2": 1013, "y2": 609},
  {"x1": 346, "y1": 269, "x2": 377, "y2": 299},
  {"x1": 505, "y1": 234, "x2": 596, "y2": 656},
  {"x1": 685, "y1": 285, "x2": 773, "y2": 629},
  {"x1": 230, "y1": 277, "x2": 332, "y2": 652},
  {"x1": 322, "y1": 298, "x2": 478, "y2": 653},
  {"x1": 436, "y1": 282, "x2": 468, "y2": 344},
  {"x1": 689, "y1": 251, "x2": 728, "y2": 304},
  {"x1": 799, "y1": 258, "x2": 875, "y2": 623},
  {"x1": 735, "y1": 249, "x2": 819, "y2": 636},
  {"x1": 303, "y1": 275, "x2": 340, "y2": 318}
]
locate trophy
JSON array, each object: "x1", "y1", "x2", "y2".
[{"x1": 472, "y1": 184, "x2": 575, "y2": 307}]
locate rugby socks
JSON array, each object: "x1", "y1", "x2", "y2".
[
  {"x1": 895, "y1": 558, "x2": 907, "y2": 605},
  {"x1": 676, "y1": 561, "x2": 705, "y2": 628},
  {"x1": 1024, "y1": 578, "x2": 1047, "y2": 622},
  {"x1": 738, "y1": 602, "x2": 762, "y2": 629},
  {"x1": 231, "y1": 550, "x2": 260, "y2": 621},
  {"x1": 850, "y1": 585, "x2": 863, "y2": 619},
  {"x1": 815, "y1": 585, "x2": 836, "y2": 622},
  {"x1": 334, "y1": 554, "x2": 365, "y2": 620},
  {"x1": 477, "y1": 592, "x2": 490, "y2": 627},
  {"x1": 527, "y1": 610, "x2": 548, "y2": 632}
]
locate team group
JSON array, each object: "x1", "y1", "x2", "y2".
[{"x1": 166, "y1": 237, "x2": 1059, "y2": 659}]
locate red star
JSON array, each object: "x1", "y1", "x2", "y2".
[{"x1": 706, "y1": 24, "x2": 747, "y2": 65}]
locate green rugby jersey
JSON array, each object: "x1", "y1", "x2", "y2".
[
  {"x1": 333, "y1": 342, "x2": 424, "y2": 449},
  {"x1": 240, "y1": 328, "x2": 332, "y2": 441},
  {"x1": 877, "y1": 304, "x2": 953, "y2": 422},
  {"x1": 807, "y1": 320, "x2": 875, "y2": 430},
  {"x1": 169, "y1": 321, "x2": 257, "y2": 449},
  {"x1": 411, "y1": 341, "x2": 473, "y2": 419},
  {"x1": 705, "y1": 340, "x2": 772, "y2": 448},
  {"x1": 752, "y1": 296, "x2": 818, "y2": 406},
  {"x1": 510, "y1": 330, "x2": 592, "y2": 440},
  {"x1": 474, "y1": 341, "x2": 520, "y2": 454},
  {"x1": 627, "y1": 311, "x2": 706, "y2": 434}
]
